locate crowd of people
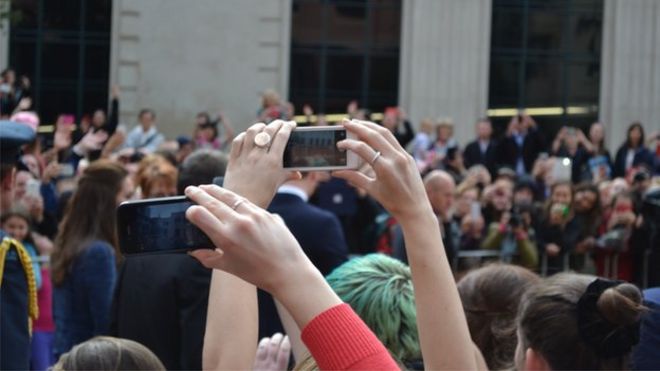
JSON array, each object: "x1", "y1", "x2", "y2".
[{"x1": 1, "y1": 69, "x2": 659, "y2": 370}]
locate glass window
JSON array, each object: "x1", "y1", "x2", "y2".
[
  {"x1": 290, "y1": 0, "x2": 402, "y2": 114},
  {"x1": 9, "y1": 0, "x2": 112, "y2": 125},
  {"x1": 489, "y1": 0, "x2": 603, "y2": 134}
]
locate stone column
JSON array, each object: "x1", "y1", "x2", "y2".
[
  {"x1": 599, "y1": 0, "x2": 660, "y2": 151},
  {"x1": 398, "y1": 0, "x2": 492, "y2": 145},
  {"x1": 109, "y1": 0, "x2": 292, "y2": 137},
  {"x1": 0, "y1": 0, "x2": 9, "y2": 70}
]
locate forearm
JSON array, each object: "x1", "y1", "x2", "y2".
[
  {"x1": 274, "y1": 299, "x2": 308, "y2": 362},
  {"x1": 202, "y1": 181, "x2": 275, "y2": 369},
  {"x1": 202, "y1": 270, "x2": 257, "y2": 370},
  {"x1": 399, "y1": 211, "x2": 478, "y2": 370},
  {"x1": 274, "y1": 266, "x2": 343, "y2": 331}
]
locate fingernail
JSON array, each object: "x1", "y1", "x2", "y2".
[{"x1": 185, "y1": 186, "x2": 197, "y2": 195}]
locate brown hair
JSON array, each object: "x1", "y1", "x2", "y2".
[
  {"x1": 51, "y1": 160, "x2": 127, "y2": 286},
  {"x1": 135, "y1": 155, "x2": 178, "y2": 198},
  {"x1": 457, "y1": 264, "x2": 540, "y2": 370},
  {"x1": 52, "y1": 336, "x2": 165, "y2": 370},
  {"x1": 517, "y1": 273, "x2": 644, "y2": 370}
]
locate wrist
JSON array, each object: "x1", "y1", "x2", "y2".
[
  {"x1": 397, "y1": 204, "x2": 437, "y2": 231},
  {"x1": 272, "y1": 264, "x2": 342, "y2": 329},
  {"x1": 222, "y1": 180, "x2": 275, "y2": 209}
]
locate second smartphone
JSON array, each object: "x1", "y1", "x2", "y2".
[{"x1": 283, "y1": 125, "x2": 359, "y2": 171}]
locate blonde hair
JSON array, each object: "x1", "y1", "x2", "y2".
[{"x1": 52, "y1": 336, "x2": 165, "y2": 370}]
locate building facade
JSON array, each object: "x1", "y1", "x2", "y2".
[{"x1": 3, "y1": 0, "x2": 659, "y2": 149}]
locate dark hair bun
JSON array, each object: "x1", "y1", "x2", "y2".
[{"x1": 596, "y1": 283, "x2": 643, "y2": 326}]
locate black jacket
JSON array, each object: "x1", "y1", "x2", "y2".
[
  {"x1": 497, "y1": 129, "x2": 546, "y2": 173},
  {"x1": 111, "y1": 254, "x2": 211, "y2": 370},
  {"x1": 464, "y1": 139, "x2": 498, "y2": 176}
]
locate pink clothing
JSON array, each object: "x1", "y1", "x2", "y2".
[{"x1": 33, "y1": 267, "x2": 54, "y2": 332}]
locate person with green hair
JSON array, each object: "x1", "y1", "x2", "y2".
[{"x1": 325, "y1": 254, "x2": 421, "y2": 368}]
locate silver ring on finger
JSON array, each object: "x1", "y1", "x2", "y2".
[
  {"x1": 370, "y1": 151, "x2": 382, "y2": 166},
  {"x1": 231, "y1": 198, "x2": 246, "y2": 211}
]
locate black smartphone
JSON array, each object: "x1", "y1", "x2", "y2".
[
  {"x1": 283, "y1": 126, "x2": 359, "y2": 171},
  {"x1": 117, "y1": 196, "x2": 214, "y2": 255}
]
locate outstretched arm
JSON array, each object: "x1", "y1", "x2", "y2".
[
  {"x1": 186, "y1": 185, "x2": 398, "y2": 370},
  {"x1": 334, "y1": 119, "x2": 481, "y2": 370},
  {"x1": 194, "y1": 120, "x2": 300, "y2": 370}
]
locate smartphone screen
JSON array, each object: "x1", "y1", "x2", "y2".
[
  {"x1": 283, "y1": 127, "x2": 347, "y2": 169},
  {"x1": 117, "y1": 196, "x2": 214, "y2": 255}
]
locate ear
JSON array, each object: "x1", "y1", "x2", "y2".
[{"x1": 525, "y1": 347, "x2": 552, "y2": 371}]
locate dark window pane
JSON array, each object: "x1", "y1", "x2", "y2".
[
  {"x1": 290, "y1": 0, "x2": 400, "y2": 113},
  {"x1": 525, "y1": 60, "x2": 562, "y2": 106},
  {"x1": 325, "y1": 3, "x2": 367, "y2": 50},
  {"x1": 291, "y1": 1, "x2": 324, "y2": 48},
  {"x1": 41, "y1": 43, "x2": 80, "y2": 80},
  {"x1": 9, "y1": 0, "x2": 112, "y2": 122},
  {"x1": 567, "y1": 62, "x2": 599, "y2": 105},
  {"x1": 84, "y1": 45, "x2": 110, "y2": 79},
  {"x1": 526, "y1": 10, "x2": 564, "y2": 51},
  {"x1": 369, "y1": 55, "x2": 398, "y2": 92},
  {"x1": 569, "y1": 12, "x2": 602, "y2": 55},
  {"x1": 86, "y1": 0, "x2": 112, "y2": 31},
  {"x1": 42, "y1": 0, "x2": 81, "y2": 30},
  {"x1": 491, "y1": 9, "x2": 524, "y2": 49},
  {"x1": 326, "y1": 55, "x2": 363, "y2": 91},
  {"x1": 8, "y1": 41, "x2": 36, "y2": 77},
  {"x1": 371, "y1": 1, "x2": 401, "y2": 49},
  {"x1": 489, "y1": 59, "x2": 520, "y2": 107},
  {"x1": 9, "y1": 0, "x2": 38, "y2": 29}
]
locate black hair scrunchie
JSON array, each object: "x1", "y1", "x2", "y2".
[{"x1": 576, "y1": 278, "x2": 641, "y2": 358}]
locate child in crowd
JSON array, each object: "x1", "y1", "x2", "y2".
[
  {"x1": 0, "y1": 210, "x2": 53, "y2": 370},
  {"x1": 1, "y1": 210, "x2": 41, "y2": 289}
]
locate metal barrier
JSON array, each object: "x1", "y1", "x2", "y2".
[{"x1": 453, "y1": 250, "x2": 506, "y2": 271}]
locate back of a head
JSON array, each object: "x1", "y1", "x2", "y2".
[
  {"x1": 457, "y1": 264, "x2": 539, "y2": 370},
  {"x1": 53, "y1": 336, "x2": 165, "y2": 371},
  {"x1": 517, "y1": 273, "x2": 644, "y2": 370},
  {"x1": 325, "y1": 254, "x2": 420, "y2": 364},
  {"x1": 177, "y1": 149, "x2": 228, "y2": 194}
]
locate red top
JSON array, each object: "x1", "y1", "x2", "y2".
[
  {"x1": 33, "y1": 267, "x2": 55, "y2": 331},
  {"x1": 301, "y1": 303, "x2": 399, "y2": 370}
]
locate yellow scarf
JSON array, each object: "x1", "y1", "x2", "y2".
[{"x1": 0, "y1": 237, "x2": 40, "y2": 333}]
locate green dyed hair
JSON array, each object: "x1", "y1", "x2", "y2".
[{"x1": 326, "y1": 254, "x2": 420, "y2": 363}]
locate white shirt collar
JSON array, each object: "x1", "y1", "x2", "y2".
[{"x1": 277, "y1": 185, "x2": 309, "y2": 202}]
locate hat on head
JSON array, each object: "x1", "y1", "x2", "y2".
[
  {"x1": 1, "y1": 120, "x2": 36, "y2": 165},
  {"x1": 10, "y1": 111, "x2": 39, "y2": 133}
]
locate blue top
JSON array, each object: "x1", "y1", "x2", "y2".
[
  {"x1": 633, "y1": 288, "x2": 660, "y2": 370},
  {"x1": 23, "y1": 241, "x2": 42, "y2": 289},
  {"x1": 53, "y1": 241, "x2": 117, "y2": 358}
]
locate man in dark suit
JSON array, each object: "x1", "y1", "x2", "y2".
[
  {"x1": 111, "y1": 150, "x2": 227, "y2": 370},
  {"x1": 497, "y1": 114, "x2": 546, "y2": 175},
  {"x1": 463, "y1": 118, "x2": 498, "y2": 176},
  {"x1": 259, "y1": 172, "x2": 349, "y2": 339}
]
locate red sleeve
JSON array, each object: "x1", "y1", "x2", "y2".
[{"x1": 301, "y1": 303, "x2": 399, "y2": 370}]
